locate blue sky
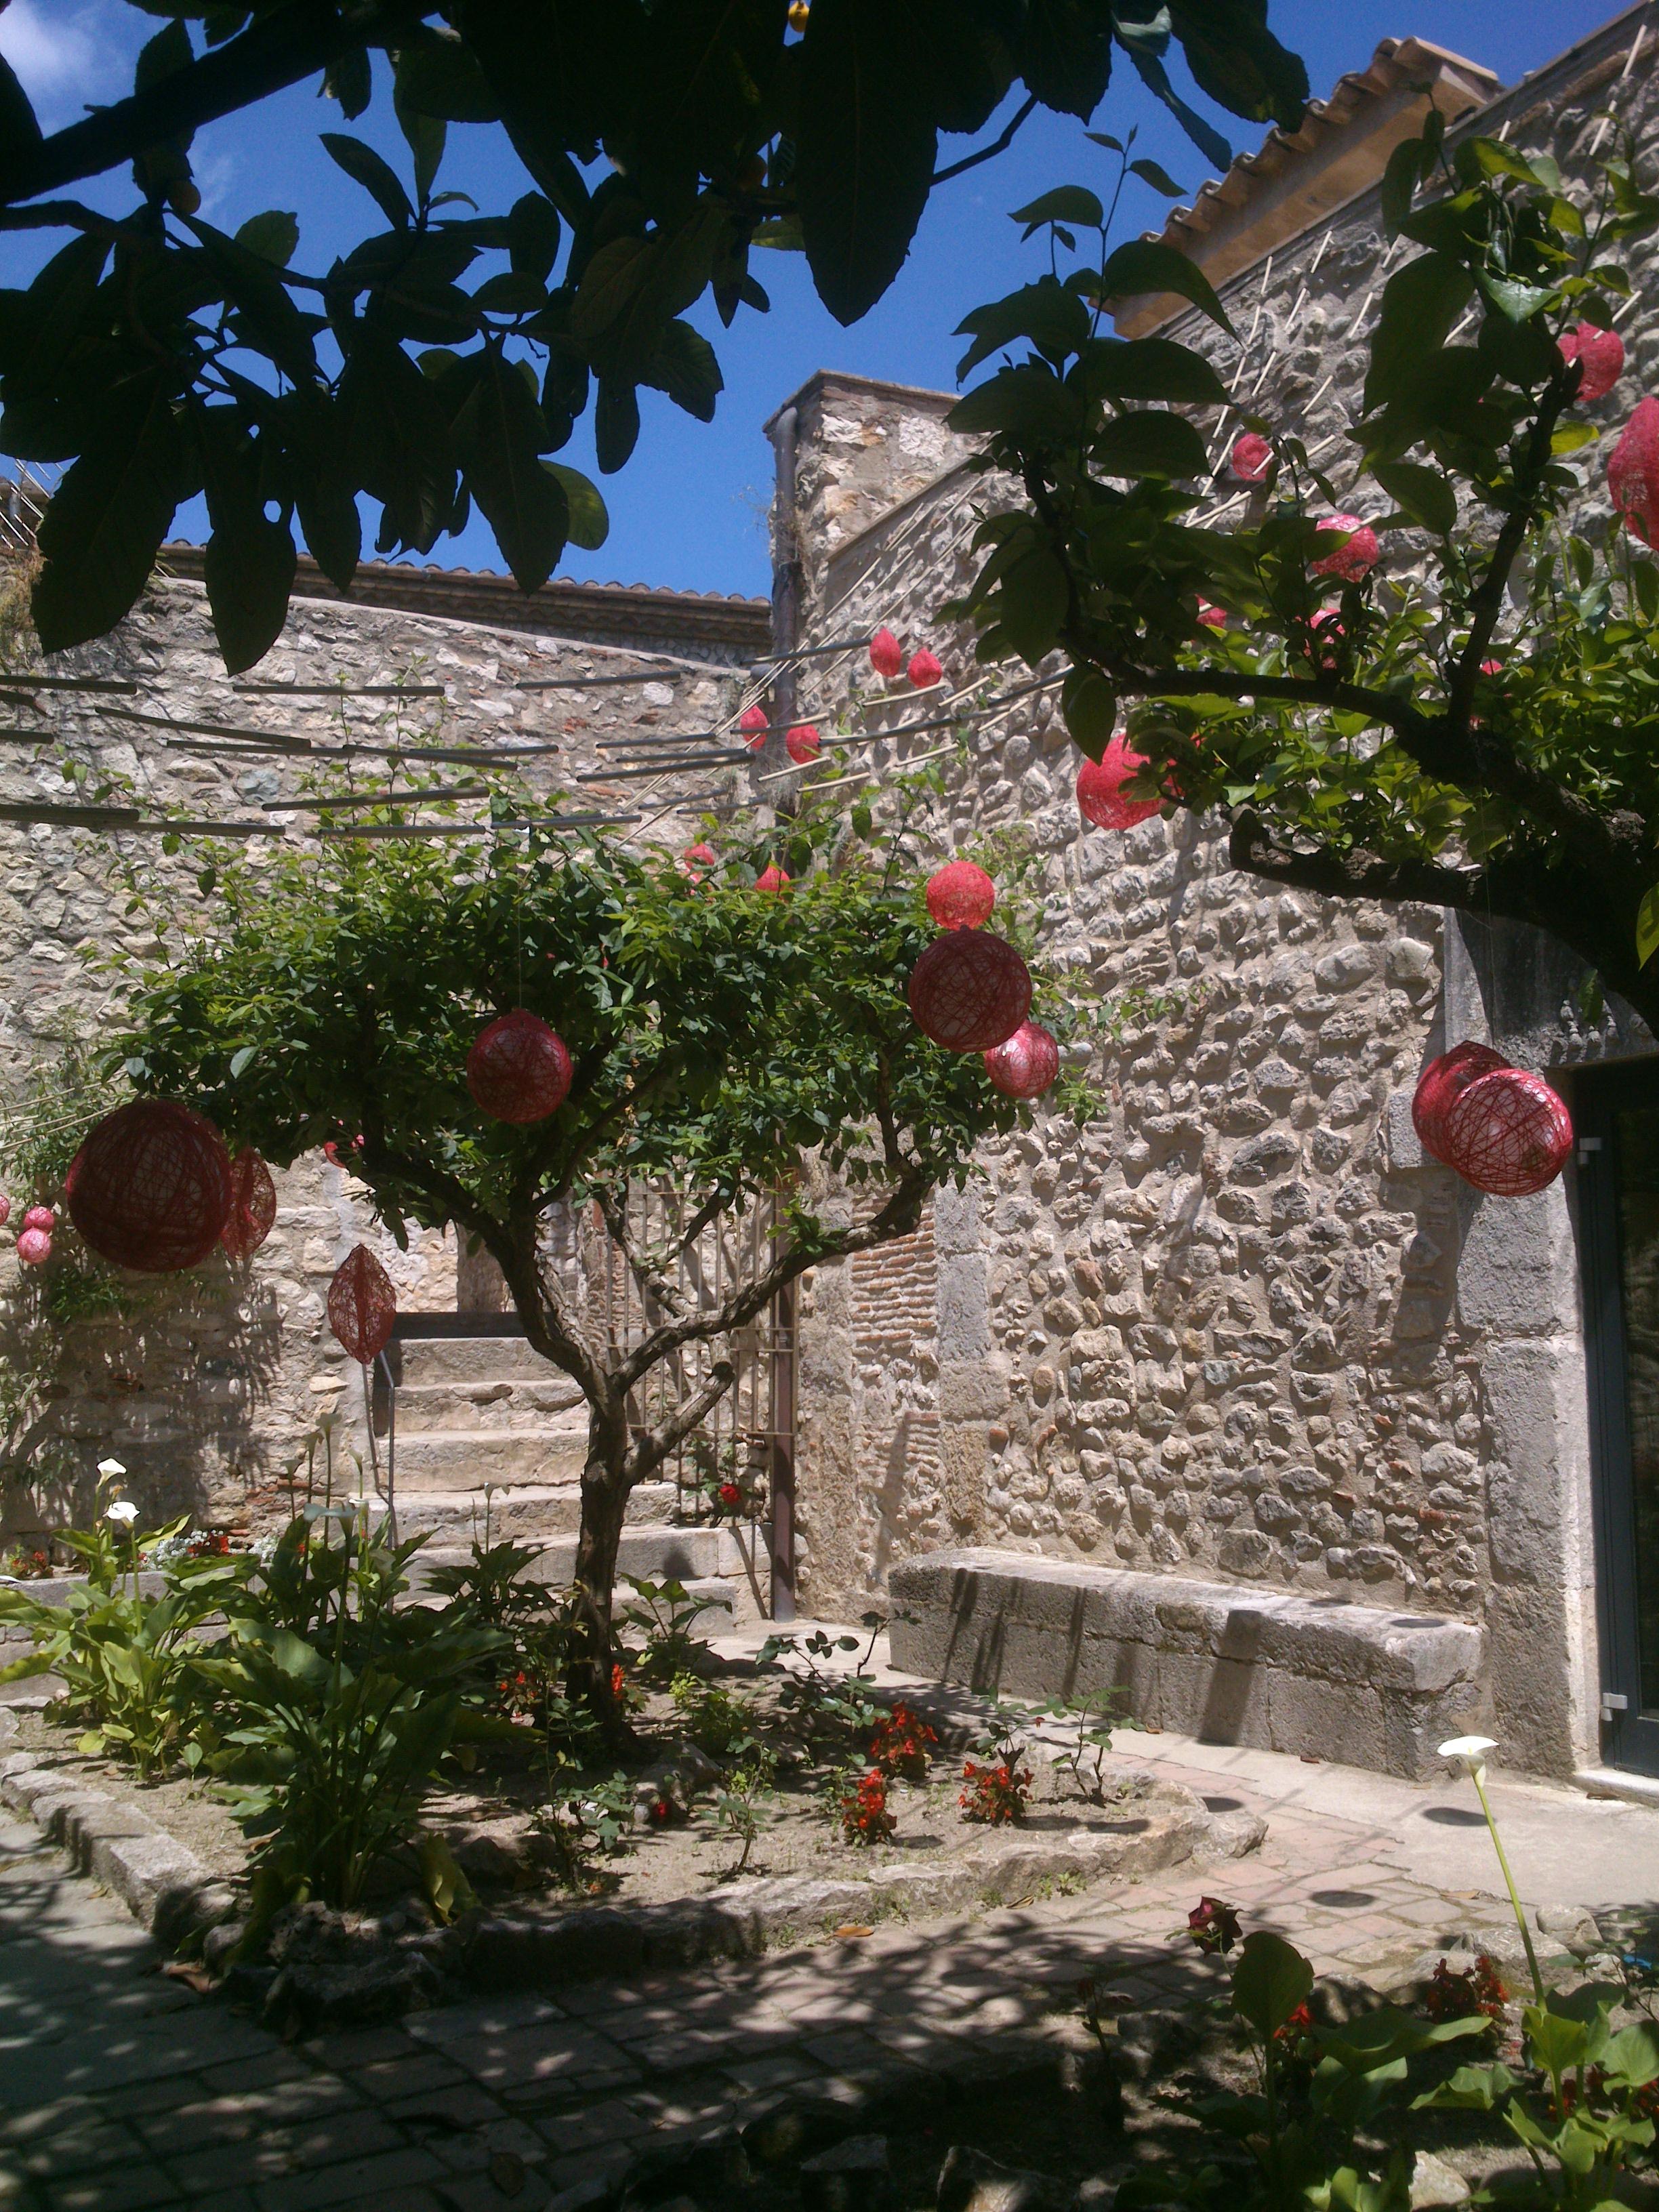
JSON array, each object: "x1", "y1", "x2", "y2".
[{"x1": 0, "y1": 1, "x2": 1630, "y2": 600}]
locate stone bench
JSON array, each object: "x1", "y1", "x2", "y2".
[{"x1": 888, "y1": 1549, "x2": 1485, "y2": 1780}]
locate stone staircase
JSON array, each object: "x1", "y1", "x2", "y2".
[{"x1": 385, "y1": 1334, "x2": 767, "y2": 1624}]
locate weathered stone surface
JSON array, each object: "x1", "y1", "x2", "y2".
[
  {"x1": 935, "y1": 2145, "x2": 1071, "y2": 2212},
  {"x1": 800, "y1": 2133, "x2": 894, "y2": 2212}
]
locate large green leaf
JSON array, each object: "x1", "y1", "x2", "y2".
[
  {"x1": 947, "y1": 363, "x2": 1084, "y2": 444},
  {"x1": 641, "y1": 320, "x2": 724, "y2": 422},
  {"x1": 594, "y1": 379, "x2": 640, "y2": 474},
  {"x1": 1010, "y1": 185, "x2": 1105, "y2": 237},
  {"x1": 1165, "y1": 1, "x2": 1309, "y2": 127},
  {"x1": 956, "y1": 276, "x2": 1091, "y2": 377},
  {"x1": 320, "y1": 134, "x2": 414, "y2": 231},
  {"x1": 340, "y1": 333, "x2": 457, "y2": 554},
  {"x1": 1231, "y1": 1930, "x2": 1313, "y2": 2039},
  {"x1": 33, "y1": 382, "x2": 188, "y2": 653},
  {"x1": 1062, "y1": 667, "x2": 1117, "y2": 760},
  {"x1": 204, "y1": 505, "x2": 298, "y2": 676},
  {"x1": 1372, "y1": 460, "x2": 1458, "y2": 537},
  {"x1": 1084, "y1": 336, "x2": 1229, "y2": 405},
  {"x1": 1012, "y1": 0, "x2": 1115, "y2": 120},
  {"x1": 1097, "y1": 239, "x2": 1235, "y2": 336},
  {"x1": 544, "y1": 464, "x2": 608, "y2": 550},
  {"x1": 392, "y1": 26, "x2": 501, "y2": 122},
  {"x1": 1091, "y1": 409, "x2": 1208, "y2": 478},
  {"x1": 453, "y1": 351, "x2": 569, "y2": 590},
  {"x1": 1364, "y1": 253, "x2": 1474, "y2": 413},
  {"x1": 796, "y1": 0, "x2": 939, "y2": 325}
]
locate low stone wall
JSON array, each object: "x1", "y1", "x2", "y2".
[{"x1": 889, "y1": 1548, "x2": 1485, "y2": 1780}]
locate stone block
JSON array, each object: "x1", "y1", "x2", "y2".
[{"x1": 888, "y1": 1550, "x2": 1483, "y2": 1779}]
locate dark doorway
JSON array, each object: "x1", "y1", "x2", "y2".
[{"x1": 1578, "y1": 1060, "x2": 1659, "y2": 1775}]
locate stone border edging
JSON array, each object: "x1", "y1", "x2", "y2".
[{"x1": 0, "y1": 1745, "x2": 237, "y2": 1948}]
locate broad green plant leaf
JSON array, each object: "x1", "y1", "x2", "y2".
[
  {"x1": 1097, "y1": 239, "x2": 1235, "y2": 335},
  {"x1": 1231, "y1": 1929, "x2": 1313, "y2": 2039}
]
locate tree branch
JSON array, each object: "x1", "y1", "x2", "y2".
[
  {"x1": 932, "y1": 94, "x2": 1039, "y2": 187},
  {"x1": 0, "y1": 0, "x2": 434, "y2": 209},
  {"x1": 623, "y1": 1360, "x2": 737, "y2": 1488},
  {"x1": 592, "y1": 1182, "x2": 693, "y2": 1326}
]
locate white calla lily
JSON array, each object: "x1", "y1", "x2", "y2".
[
  {"x1": 96, "y1": 1458, "x2": 126, "y2": 1481},
  {"x1": 1437, "y1": 1734, "x2": 1498, "y2": 1778},
  {"x1": 104, "y1": 1500, "x2": 138, "y2": 1524}
]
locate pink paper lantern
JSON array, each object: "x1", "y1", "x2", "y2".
[
  {"x1": 1311, "y1": 512, "x2": 1380, "y2": 581},
  {"x1": 1610, "y1": 398, "x2": 1659, "y2": 549},
  {"x1": 907, "y1": 649, "x2": 943, "y2": 689},
  {"x1": 785, "y1": 724, "x2": 821, "y2": 764},
  {"x1": 680, "y1": 841, "x2": 717, "y2": 882},
  {"x1": 1559, "y1": 322, "x2": 1624, "y2": 403},
  {"x1": 983, "y1": 1020, "x2": 1059, "y2": 1099},
  {"x1": 1231, "y1": 432, "x2": 1273, "y2": 483},
  {"x1": 739, "y1": 705, "x2": 769, "y2": 752},
  {"x1": 221, "y1": 1149, "x2": 277, "y2": 1259},
  {"x1": 908, "y1": 930, "x2": 1031, "y2": 1052},
  {"x1": 16, "y1": 1229, "x2": 49, "y2": 1267},
  {"x1": 755, "y1": 864, "x2": 792, "y2": 893},
  {"x1": 1412, "y1": 1042, "x2": 1510, "y2": 1165},
  {"x1": 66, "y1": 1100, "x2": 232, "y2": 1273},
  {"x1": 466, "y1": 1010, "x2": 573, "y2": 1124},
  {"x1": 925, "y1": 860, "x2": 996, "y2": 930},
  {"x1": 869, "y1": 628, "x2": 905, "y2": 679},
  {"x1": 21, "y1": 1206, "x2": 54, "y2": 1234},
  {"x1": 1442, "y1": 1067, "x2": 1574, "y2": 1197},
  {"x1": 1077, "y1": 737, "x2": 1160, "y2": 831},
  {"x1": 327, "y1": 1244, "x2": 396, "y2": 1366}
]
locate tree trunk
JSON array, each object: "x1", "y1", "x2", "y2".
[{"x1": 567, "y1": 1404, "x2": 630, "y2": 1716}]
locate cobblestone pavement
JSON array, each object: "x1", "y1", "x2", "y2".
[{"x1": 4, "y1": 1726, "x2": 1656, "y2": 2212}]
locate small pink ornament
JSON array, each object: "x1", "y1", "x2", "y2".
[
  {"x1": 1077, "y1": 737, "x2": 1160, "y2": 831},
  {"x1": 0, "y1": 1197, "x2": 9, "y2": 1229},
  {"x1": 1559, "y1": 323, "x2": 1624, "y2": 403},
  {"x1": 1310, "y1": 512, "x2": 1380, "y2": 582},
  {"x1": 739, "y1": 705, "x2": 769, "y2": 752},
  {"x1": 1231, "y1": 432, "x2": 1273, "y2": 483},
  {"x1": 21, "y1": 1206, "x2": 54, "y2": 1234},
  {"x1": 755, "y1": 864, "x2": 791, "y2": 893},
  {"x1": 907, "y1": 649, "x2": 943, "y2": 689},
  {"x1": 983, "y1": 1021, "x2": 1060, "y2": 1100},
  {"x1": 680, "y1": 841, "x2": 717, "y2": 882},
  {"x1": 925, "y1": 860, "x2": 996, "y2": 930},
  {"x1": 1479, "y1": 658, "x2": 1504, "y2": 676},
  {"x1": 1610, "y1": 397, "x2": 1659, "y2": 550},
  {"x1": 869, "y1": 628, "x2": 905, "y2": 679},
  {"x1": 1197, "y1": 603, "x2": 1226, "y2": 631},
  {"x1": 16, "y1": 1229, "x2": 50, "y2": 1267},
  {"x1": 785, "y1": 723, "x2": 821, "y2": 764}
]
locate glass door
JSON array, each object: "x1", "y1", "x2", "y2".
[{"x1": 1580, "y1": 1062, "x2": 1659, "y2": 1775}]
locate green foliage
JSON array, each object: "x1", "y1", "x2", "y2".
[
  {"x1": 534, "y1": 1764, "x2": 636, "y2": 1892},
  {"x1": 620, "y1": 1576, "x2": 721, "y2": 1686},
  {"x1": 708, "y1": 1742, "x2": 777, "y2": 1875},
  {"x1": 0, "y1": 5, "x2": 1307, "y2": 663},
  {"x1": 670, "y1": 1673, "x2": 761, "y2": 1760},
  {"x1": 1036, "y1": 1685, "x2": 1140, "y2": 1801},
  {"x1": 947, "y1": 123, "x2": 1659, "y2": 1026},
  {"x1": 756, "y1": 1626, "x2": 882, "y2": 1747}
]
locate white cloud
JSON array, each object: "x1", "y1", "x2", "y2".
[{"x1": 0, "y1": 2, "x2": 127, "y2": 125}]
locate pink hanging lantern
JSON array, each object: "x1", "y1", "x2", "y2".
[
  {"x1": 21, "y1": 1206, "x2": 54, "y2": 1234},
  {"x1": 1442, "y1": 1067, "x2": 1574, "y2": 1197},
  {"x1": 1197, "y1": 603, "x2": 1227, "y2": 631},
  {"x1": 467, "y1": 1010, "x2": 573, "y2": 1124},
  {"x1": 66, "y1": 1100, "x2": 232, "y2": 1273},
  {"x1": 1412, "y1": 1042, "x2": 1509, "y2": 1165},
  {"x1": 680, "y1": 840, "x2": 717, "y2": 882},
  {"x1": 907, "y1": 649, "x2": 943, "y2": 689},
  {"x1": 16, "y1": 1229, "x2": 49, "y2": 1267},
  {"x1": 221, "y1": 1149, "x2": 278, "y2": 1259},
  {"x1": 327, "y1": 1244, "x2": 396, "y2": 1366},
  {"x1": 1077, "y1": 737, "x2": 1160, "y2": 831},
  {"x1": 1610, "y1": 398, "x2": 1659, "y2": 549},
  {"x1": 869, "y1": 628, "x2": 905, "y2": 679},
  {"x1": 755, "y1": 864, "x2": 791, "y2": 893},
  {"x1": 1231, "y1": 432, "x2": 1273, "y2": 483},
  {"x1": 785, "y1": 724, "x2": 821, "y2": 764},
  {"x1": 739, "y1": 705, "x2": 769, "y2": 752},
  {"x1": 1311, "y1": 512, "x2": 1380, "y2": 581},
  {"x1": 908, "y1": 930, "x2": 1031, "y2": 1052},
  {"x1": 925, "y1": 859, "x2": 996, "y2": 930},
  {"x1": 1559, "y1": 323, "x2": 1624, "y2": 403},
  {"x1": 983, "y1": 1020, "x2": 1059, "y2": 1099},
  {"x1": 0, "y1": 1197, "x2": 9, "y2": 1229}
]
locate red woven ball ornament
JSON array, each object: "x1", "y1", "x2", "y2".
[
  {"x1": 1310, "y1": 512, "x2": 1380, "y2": 581},
  {"x1": 983, "y1": 1020, "x2": 1060, "y2": 1099},
  {"x1": 328, "y1": 1244, "x2": 397, "y2": 1365},
  {"x1": 925, "y1": 859, "x2": 996, "y2": 930},
  {"x1": 1412, "y1": 1042, "x2": 1509, "y2": 1164},
  {"x1": 1077, "y1": 737, "x2": 1160, "y2": 831},
  {"x1": 1197, "y1": 602, "x2": 1227, "y2": 631},
  {"x1": 908, "y1": 930, "x2": 1031, "y2": 1052},
  {"x1": 907, "y1": 649, "x2": 943, "y2": 689},
  {"x1": 21, "y1": 1206, "x2": 53, "y2": 1234},
  {"x1": 785, "y1": 723, "x2": 821, "y2": 764},
  {"x1": 1442, "y1": 1067, "x2": 1574, "y2": 1197},
  {"x1": 466, "y1": 1010, "x2": 572, "y2": 1124},
  {"x1": 756, "y1": 864, "x2": 791, "y2": 893},
  {"x1": 66, "y1": 1100, "x2": 232, "y2": 1273},
  {"x1": 1231, "y1": 432, "x2": 1273, "y2": 483},
  {"x1": 739, "y1": 705, "x2": 769, "y2": 752},
  {"x1": 869, "y1": 628, "x2": 905, "y2": 679},
  {"x1": 0, "y1": 1196, "x2": 9, "y2": 1229},
  {"x1": 1610, "y1": 397, "x2": 1659, "y2": 549},
  {"x1": 16, "y1": 1228, "x2": 49, "y2": 1267},
  {"x1": 680, "y1": 840, "x2": 717, "y2": 882},
  {"x1": 1559, "y1": 322, "x2": 1624, "y2": 403},
  {"x1": 221, "y1": 1149, "x2": 277, "y2": 1259}
]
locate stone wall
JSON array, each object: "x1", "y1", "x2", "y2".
[
  {"x1": 0, "y1": 555, "x2": 763, "y2": 1541},
  {"x1": 779, "y1": 1, "x2": 1659, "y2": 1776}
]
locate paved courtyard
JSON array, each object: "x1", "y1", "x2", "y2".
[{"x1": 2, "y1": 1687, "x2": 1656, "y2": 2212}]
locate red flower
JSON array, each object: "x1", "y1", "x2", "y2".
[
  {"x1": 1197, "y1": 602, "x2": 1227, "y2": 631},
  {"x1": 1187, "y1": 1896, "x2": 1242, "y2": 1955},
  {"x1": 611, "y1": 1662, "x2": 626, "y2": 1701},
  {"x1": 718, "y1": 1481, "x2": 742, "y2": 1507},
  {"x1": 651, "y1": 1798, "x2": 672, "y2": 1823}
]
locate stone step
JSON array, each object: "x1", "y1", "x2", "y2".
[
  {"x1": 394, "y1": 1336, "x2": 556, "y2": 1388},
  {"x1": 393, "y1": 1381, "x2": 589, "y2": 1437},
  {"x1": 388, "y1": 1482, "x2": 676, "y2": 1542},
  {"x1": 390, "y1": 1430, "x2": 587, "y2": 1490},
  {"x1": 516, "y1": 1521, "x2": 754, "y2": 1589}
]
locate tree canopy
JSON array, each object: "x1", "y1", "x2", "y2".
[
  {"x1": 0, "y1": 1, "x2": 1307, "y2": 672},
  {"x1": 946, "y1": 121, "x2": 1659, "y2": 1030}
]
